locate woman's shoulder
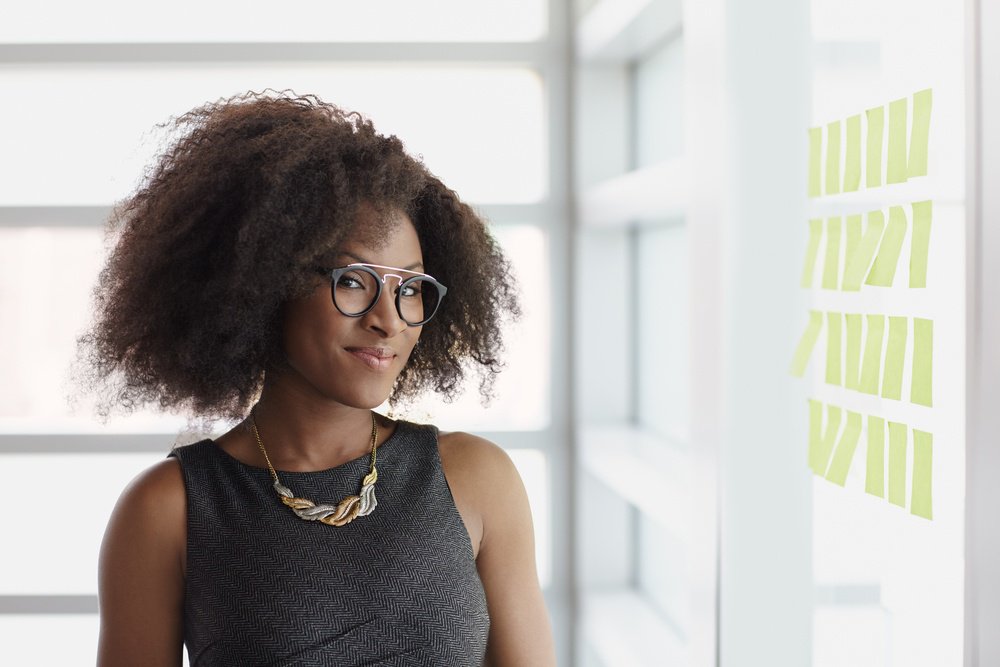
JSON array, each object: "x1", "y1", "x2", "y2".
[
  {"x1": 98, "y1": 456, "x2": 187, "y2": 664},
  {"x1": 436, "y1": 430, "x2": 519, "y2": 487},
  {"x1": 112, "y1": 456, "x2": 186, "y2": 535}
]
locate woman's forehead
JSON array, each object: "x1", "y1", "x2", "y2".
[{"x1": 334, "y1": 208, "x2": 422, "y2": 266}]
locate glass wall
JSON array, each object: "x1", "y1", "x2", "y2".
[{"x1": 806, "y1": 0, "x2": 965, "y2": 664}]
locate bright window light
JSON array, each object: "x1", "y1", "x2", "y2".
[
  {"x1": 2, "y1": 0, "x2": 546, "y2": 43},
  {"x1": 0, "y1": 453, "x2": 166, "y2": 595},
  {"x1": 0, "y1": 65, "x2": 546, "y2": 206}
]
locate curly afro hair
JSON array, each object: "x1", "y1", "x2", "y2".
[{"x1": 78, "y1": 91, "x2": 520, "y2": 422}]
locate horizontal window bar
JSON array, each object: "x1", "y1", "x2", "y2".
[
  {"x1": 0, "y1": 430, "x2": 555, "y2": 453},
  {"x1": 0, "y1": 204, "x2": 552, "y2": 227},
  {"x1": 0, "y1": 42, "x2": 547, "y2": 64},
  {"x1": 0, "y1": 596, "x2": 97, "y2": 614}
]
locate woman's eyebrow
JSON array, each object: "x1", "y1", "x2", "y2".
[{"x1": 336, "y1": 251, "x2": 424, "y2": 272}]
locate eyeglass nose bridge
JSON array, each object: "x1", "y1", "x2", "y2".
[{"x1": 377, "y1": 272, "x2": 406, "y2": 288}]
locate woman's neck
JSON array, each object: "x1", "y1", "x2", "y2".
[{"x1": 244, "y1": 377, "x2": 383, "y2": 472}]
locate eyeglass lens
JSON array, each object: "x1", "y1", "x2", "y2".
[{"x1": 332, "y1": 266, "x2": 442, "y2": 325}]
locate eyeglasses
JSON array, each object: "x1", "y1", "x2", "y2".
[{"x1": 326, "y1": 263, "x2": 448, "y2": 327}]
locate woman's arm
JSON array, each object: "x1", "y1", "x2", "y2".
[
  {"x1": 97, "y1": 459, "x2": 187, "y2": 667},
  {"x1": 439, "y1": 433, "x2": 557, "y2": 666}
]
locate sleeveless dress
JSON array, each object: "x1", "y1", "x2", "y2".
[{"x1": 168, "y1": 420, "x2": 490, "y2": 667}]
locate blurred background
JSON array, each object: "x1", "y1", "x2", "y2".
[{"x1": 1, "y1": 0, "x2": 998, "y2": 665}]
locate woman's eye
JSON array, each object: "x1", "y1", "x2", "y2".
[
  {"x1": 337, "y1": 274, "x2": 365, "y2": 289},
  {"x1": 400, "y1": 283, "x2": 422, "y2": 298}
]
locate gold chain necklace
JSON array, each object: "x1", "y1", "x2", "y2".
[{"x1": 249, "y1": 410, "x2": 379, "y2": 527}]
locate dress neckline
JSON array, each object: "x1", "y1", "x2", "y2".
[{"x1": 209, "y1": 419, "x2": 408, "y2": 476}]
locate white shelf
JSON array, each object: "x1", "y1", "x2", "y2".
[
  {"x1": 576, "y1": 0, "x2": 683, "y2": 63},
  {"x1": 582, "y1": 589, "x2": 688, "y2": 667},
  {"x1": 578, "y1": 159, "x2": 686, "y2": 228},
  {"x1": 579, "y1": 423, "x2": 691, "y2": 537}
]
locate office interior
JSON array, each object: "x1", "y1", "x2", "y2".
[{"x1": 1, "y1": 0, "x2": 998, "y2": 665}]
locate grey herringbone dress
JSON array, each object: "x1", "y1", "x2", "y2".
[{"x1": 169, "y1": 421, "x2": 490, "y2": 666}]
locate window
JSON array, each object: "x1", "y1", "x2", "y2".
[{"x1": 0, "y1": 6, "x2": 567, "y2": 664}]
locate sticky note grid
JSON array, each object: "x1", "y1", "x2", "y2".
[
  {"x1": 808, "y1": 399, "x2": 933, "y2": 519},
  {"x1": 797, "y1": 88, "x2": 936, "y2": 520},
  {"x1": 808, "y1": 89, "x2": 932, "y2": 197},
  {"x1": 798, "y1": 202, "x2": 932, "y2": 293}
]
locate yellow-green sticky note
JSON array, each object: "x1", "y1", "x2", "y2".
[
  {"x1": 865, "y1": 415, "x2": 886, "y2": 498},
  {"x1": 888, "y1": 421, "x2": 908, "y2": 507},
  {"x1": 859, "y1": 314, "x2": 885, "y2": 395},
  {"x1": 910, "y1": 200, "x2": 932, "y2": 288},
  {"x1": 844, "y1": 114, "x2": 862, "y2": 192},
  {"x1": 826, "y1": 312, "x2": 842, "y2": 386},
  {"x1": 866, "y1": 106, "x2": 885, "y2": 188},
  {"x1": 801, "y1": 218, "x2": 823, "y2": 288},
  {"x1": 808, "y1": 399, "x2": 823, "y2": 470},
  {"x1": 844, "y1": 313, "x2": 862, "y2": 390},
  {"x1": 887, "y1": 97, "x2": 909, "y2": 184},
  {"x1": 881, "y1": 316, "x2": 908, "y2": 400},
  {"x1": 866, "y1": 206, "x2": 907, "y2": 287},
  {"x1": 841, "y1": 214, "x2": 862, "y2": 290},
  {"x1": 790, "y1": 310, "x2": 823, "y2": 377},
  {"x1": 822, "y1": 217, "x2": 842, "y2": 290},
  {"x1": 826, "y1": 120, "x2": 842, "y2": 195},
  {"x1": 810, "y1": 401, "x2": 842, "y2": 475},
  {"x1": 911, "y1": 429, "x2": 933, "y2": 519},
  {"x1": 788, "y1": 310, "x2": 823, "y2": 377},
  {"x1": 908, "y1": 89, "x2": 933, "y2": 178},
  {"x1": 826, "y1": 410, "x2": 862, "y2": 485},
  {"x1": 809, "y1": 127, "x2": 823, "y2": 197},
  {"x1": 911, "y1": 318, "x2": 934, "y2": 406},
  {"x1": 843, "y1": 210, "x2": 885, "y2": 291}
]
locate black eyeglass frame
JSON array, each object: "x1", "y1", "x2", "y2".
[{"x1": 327, "y1": 263, "x2": 448, "y2": 327}]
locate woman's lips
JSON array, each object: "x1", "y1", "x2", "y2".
[{"x1": 345, "y1": 347, "x2": 396, "y2": 371}]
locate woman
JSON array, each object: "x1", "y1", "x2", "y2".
[{"x1": 86, "y1": 93, "x2": 556, "y2": 666}]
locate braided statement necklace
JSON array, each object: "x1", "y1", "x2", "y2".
[{"x1": 249, "y1": 410, "x2": 379, "y2": 527}]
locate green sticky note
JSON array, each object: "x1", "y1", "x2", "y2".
[
  {"x1": 809, "y1": 127, "x2": 823, "y2": 197},
  {"x1": 843, "y1": 210, "x2": 885, "y2": 291},
  {"x1": 844, "y1": 215, "x2": 862, "y2": 261},
  {"x1": 888, "y1": 421, "x2": 908, "y2": 507},
  {"x1": 826, "y1": 410, "x2": 862, "y2": 485},
  {"x1": 801, "y1": 218, "x2": 823, "y2": 288},
  {"x1": 908, "y1": 89, "x2": 933, "y2": 178},
  {"x1": 911, "y1": 429, "x2": 933, "y2": 519},
  {"x1": 844, "y1": 114, "x2": 862, "y2": 192},
  {"x1": 808, "y1": 399, "x2": 823, "y2": 470},
  {"x1": 790, "y1": 310, "x2": 823, "y2": 376},
  {"x1": 859, "y1": 314, "x2": 885, "y2": 395},
  {"x1": 911, "y1": 318, "x2": 934, "y2": 406},
  {"x1": 826, "y1": 120, "x2": 842, "y2": 195},
  {"x1": 844, "y1": 313, "x2": 862, "y2": 390},
  {"x1": 881, "y1": 316, "x2": 908, "y2": 400},
  {"x1": 841, "y1": 215, "x2": 862, "y2": 290},
  {"x1": 886, "y1": 97, "x2": 909, "y2": 184},
  {"x1": 810, "y1": 401, "x2": 842, "y2": 475},
  {"x1": 866, "y1": 206, "x2": 907, "y2": 287},
  {"x1": 866, "y1": 106, "x2": 885, "y2": 188},
  {"x1": 910, "y1": 200, "x2": 932, "y2": 288},
  {"x1": 826, "y1": 312, "x2": 842, "y2": 386},
  {"x1": 822, "y1": 217, "x2": 842, "y2": 290},
  {"x1": 865, "y1": 415, "x2": 886, "y2": 498}
]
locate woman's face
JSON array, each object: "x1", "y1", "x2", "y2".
[{"x1": 280, "y1": 206, "x2": 424, "y2": 409}]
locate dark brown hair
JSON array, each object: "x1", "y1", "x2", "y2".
[{"x1": 78, "y1": 91, "x2": 520, "y2": 421}]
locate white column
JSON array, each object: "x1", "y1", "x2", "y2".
[
  {"x1": 685, "y1": 0, "x2": 814, "y2": 664},
  {"x1": 965, "y1": 0, "x2": 1000, "y2": 664}
]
